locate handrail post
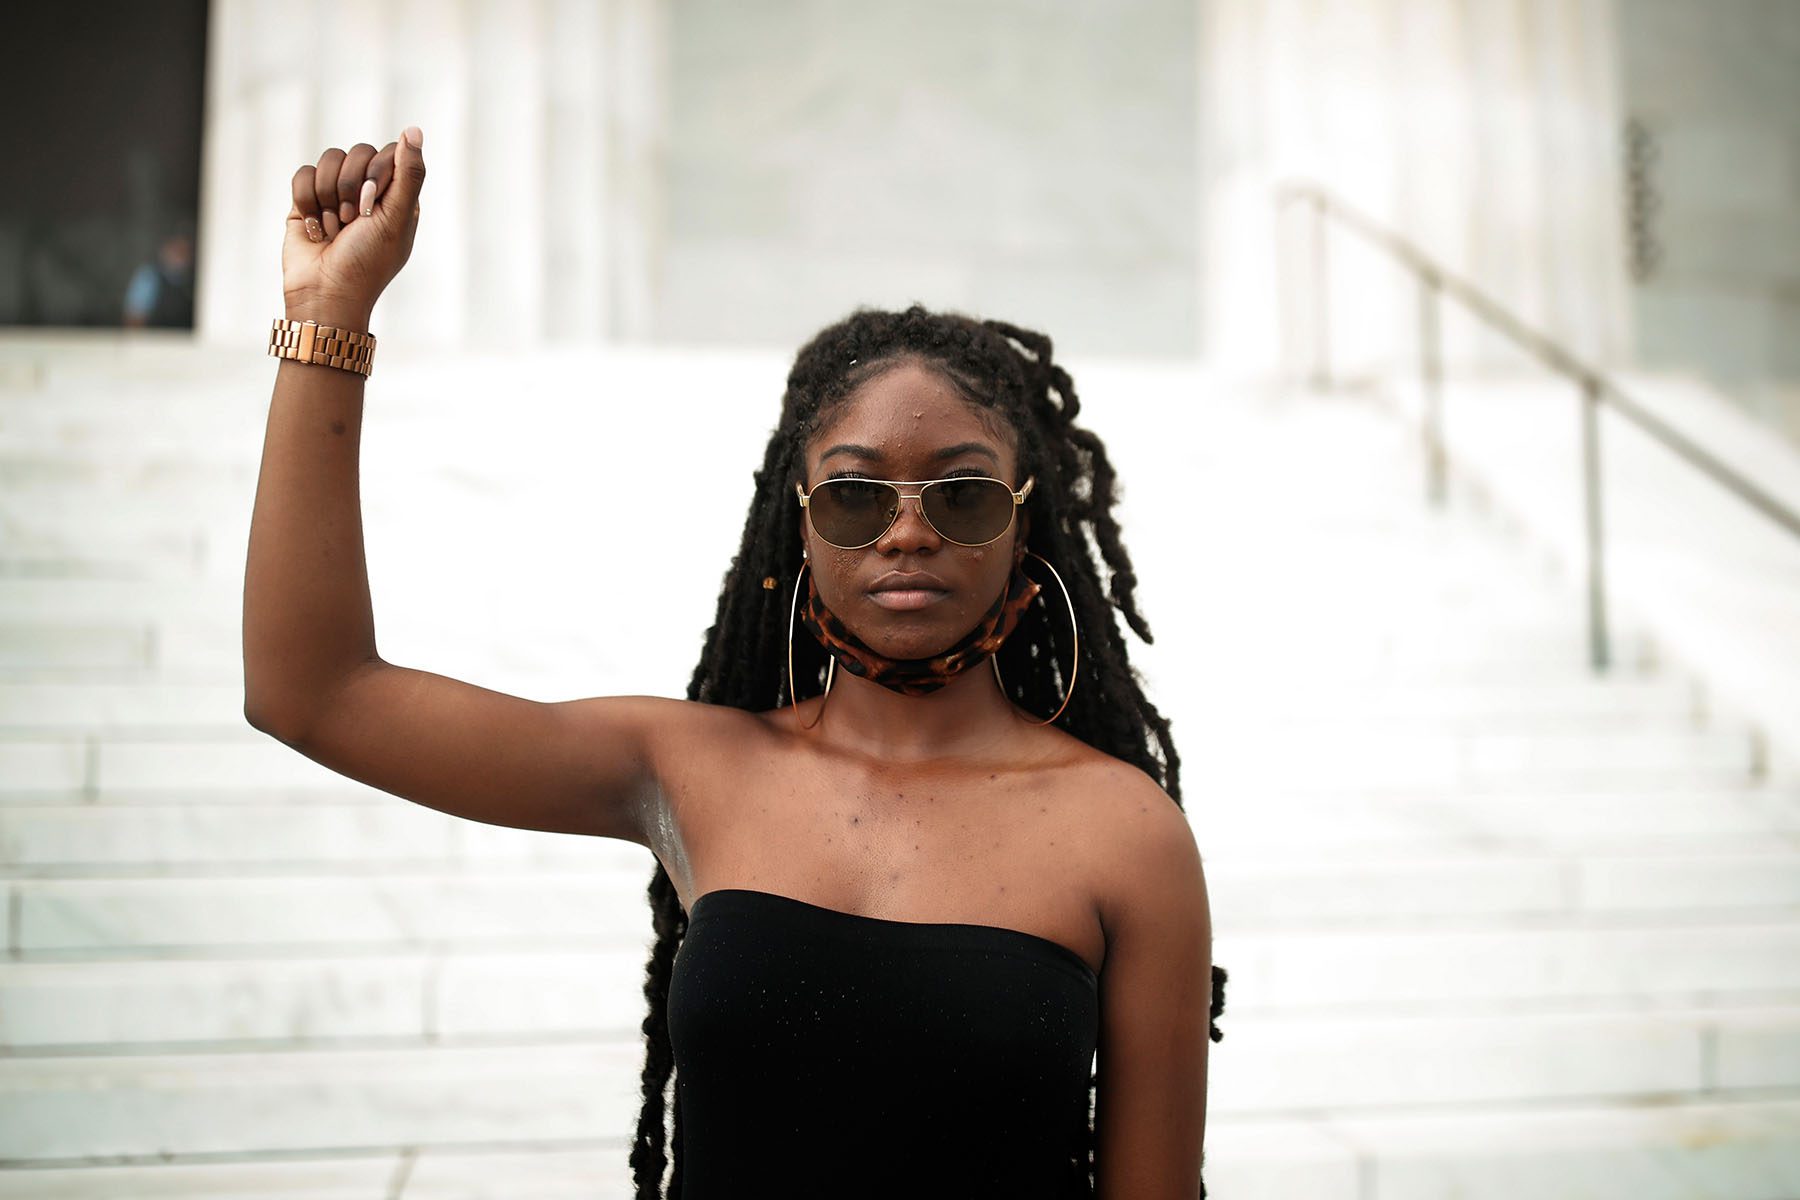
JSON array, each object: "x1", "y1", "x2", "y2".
[
  {"x1": 1277, "y1": 182, "x2": 1800, "y2": 678},
  {"x1": 1419, "y1": 271, "x2": 1446, "y2": 508},
  {"x1": 1309, "y1": 191, "x2": 1331, "y2": 391},
  {"x1": 1580, "y1": 376, "x2": 1611, "y2": 672},
  {"x1": 1275, "y1": 192, "x2": 1297, "y2": 390}
]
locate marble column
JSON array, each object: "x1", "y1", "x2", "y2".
[
  {"x1": 1199, "y1": 0, "x2": 1631, "y2": 378},
  {"x1": 195, "y1": 0, "x2": 664, "y2": 346}
]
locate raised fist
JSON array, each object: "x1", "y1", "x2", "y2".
[{"x1": 282, "y1": 126, "x2": 425, "y2": 320}]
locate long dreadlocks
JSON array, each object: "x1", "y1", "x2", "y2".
[{"x1": 629, "y1": 304, "x2": 1227, "y2": 1197}]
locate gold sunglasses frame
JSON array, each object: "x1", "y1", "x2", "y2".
[{"x1": 795, "y1": 475, "x2": 1036, "y2": 549}]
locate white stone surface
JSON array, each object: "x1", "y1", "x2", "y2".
[
  {"x1": 0, "y1": 1157, "x2": 401, "y2": 1199},
  {"x1": 0, "y1": 956, "x2": 432, "y2": 1049},
  {"x1": 655, "y1": 0, "x2": 1199, "y2": 356},
  {"x1": 1209, "y1": 1008, "x2": 1711, "y2": 1113},
  {"x1": 0, "y1": 803, "x2": 463, "y2": 868},
  {"x1": 12, "y1": 871, "x2": 657, "y2": 954},
  {"x1": 1223, "y1": 923, "x2": 1800, "y2": 1012},
  {"x1": 2, "y1": 341, "x2": 1796, "y2": 1197},
  {"x1": 1333, "y1": 1097, "x2": 1800, "y2": 1200},
  {"x1": 1384, "y1": 370, "x2": 1800, "y2": 776},
  {"x1": 0, "y1": 1041, "x2": 643, "y2": 1160},
  {"x1": 1617, "y1": 0, "x2": 1800, "y2": 441},
  {"x1": 1201, "y1": 0, "x2": 1630, "y2": 373}
]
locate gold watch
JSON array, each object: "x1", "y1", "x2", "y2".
[{"x1": 268, "y1": 318, "x2": 377, "y2": 377}]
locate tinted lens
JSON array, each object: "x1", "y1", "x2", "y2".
[
  {"x1": 808, "y1": 479, "x2": 899, "y2": 546},
  {"x1": 922, "y1": 478, "x2": 1016, "y2": 544}
]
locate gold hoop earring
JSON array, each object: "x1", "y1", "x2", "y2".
[
  {"x1": 991, "y1": 550, "x2": 1079, "y2": 726},
  {"x1": 787, "y1": 560, "x2": 835, "y2": 729}
]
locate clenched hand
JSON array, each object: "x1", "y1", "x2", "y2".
[{"x1": 282, "y1": 126, "x2": 425, "y2": 324}]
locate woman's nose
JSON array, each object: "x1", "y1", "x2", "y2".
[{"x1": 876, "y1": 491, "x2": 940, "y2": 552}]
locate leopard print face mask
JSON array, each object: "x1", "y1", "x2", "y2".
[{"x1": 797, "y1": 547, "x2": 1041, "y2": 697}]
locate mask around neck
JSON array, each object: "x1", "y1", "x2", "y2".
[{"x1": 797, "y1": 549, "x2": 1040, "y2": 697}]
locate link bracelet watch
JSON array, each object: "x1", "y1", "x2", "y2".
[{"x1": 267, "y1": 318, "x2": 377, "y2": 377}]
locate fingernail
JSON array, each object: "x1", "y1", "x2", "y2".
[
  {"x1": 403, "y1": 125, "x2": 422, "y2": 149},
  {"x1": 321, "y1": 211, "x2": 340, "y2": 239},
  {"x1": 339, "y1": 200, "x2": 355, "y2": 224},
  {"x1": 360, "y1": 179, "x2": 377, "y2": 217},
  {"x1": 304, "y1": 216, "x2": 323, "y2": 243}
]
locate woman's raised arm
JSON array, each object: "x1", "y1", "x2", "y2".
[{"x1": 241, "y1": 128, "x2": 678, "y2": 847}]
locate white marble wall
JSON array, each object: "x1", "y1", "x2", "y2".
[
  {"x1": 1200, "y1": 0, "x2": 1633, "y2": 378},
  {"x1": 195, "y1": 0, "x2": 663, "y2": 347},
  {"x1": 197, "y1": 0, "x2": 1643, "y2": 372},
  {"x1": 197, "y1": 0, "x2": 1648, "y2": 376},
  {"x1": 1616, "y1": 0, "x2": 1800, "y2": 445},
  {"x1": 653, "y1": 0, "x2": 1201, "y2": 357},
  {"x1": 197, "y1": 0, "x2": 1201, "y2": 358}
]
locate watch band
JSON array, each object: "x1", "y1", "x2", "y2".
[{"x1": 268, "y1": 318, "x2": 377, "y2": 377}]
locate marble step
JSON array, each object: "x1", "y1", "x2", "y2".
[
  {"x1": 0, "y1": 1153, "x2": 425, "y2": 1200},
  {"x1": 4, "y1": 789, "x2": 1797, "y2": 874},
  {"x1": 6, "y1": 926, "x2": 1800, "y2": 1052},
  {"x1": 0, "y1": 527, "x2": 212, "y2": 581},
  {"x1": 0, "y1": 592, "x2": 1646, "y2": 649},
  {"x1": 0, "y1": 454, "x2": 256, "y2": 496},
  {"x1": 0, "y1": 721, "x2": 1761, "y2": 805},
  {"x1": 0, "y1": 580, "x2": 243, "y2": 624},
  {"x1": 0, "y1": 407, "x2": 268, "y2": 448},
  {"x1": 5, "y1": 1007, "x2": 1797, "y2": 1163},
  {"x1": 4, "y1": 620, "x2": 1673, "y2": 686},
  {"x1": 0, "y1": 568, "x2": 1620, "y2": 633},
  {"x1": 0, "y1": 680, "x2": 249, "y2": 729},
  {"x1": 3, "y1": 1098, "x2": 1798, "y2": 1200},
  {"x1": 1206, "y1": 788, "x2": 1800, "y2": 853},
  {"x1": 1211, "y1": 1096, "x2": 1800, "y2": 1200},
  {"x1": 7, "y1": 852, "x2": 1800, "y2": 958},
  {"x1": 0, "y1": 1039, "x2": 642, "y2": 1163},
  {"x1": 0, "y1": 618, "x2": 625, "y2": 680},
  {"x1": 0, "y1": 675, "x2": 1706, "y2": 733},
  {"x1": 1209, "y1": 1003, "x2": 1800, "y2": 1116},
  {"x1": 1186, "y1": 676, "x2": 1704, "y2": 725},
  {"x1": 0, "y1": 947, "x2": 650, "y2": 1050},
  {"x1": 0, "y1": 623, "x2": 159, "y2": 673},
  {"x1": 1183, "y1": 725, "x2": 1759, "y2": 783},
  {"x1": 4, "y1": 863, "x2": 664, "y2": 957},
  {"x1": 1208, "y1": 850, "x2": 1800, "y2": 929},
  {"x1": 1214, "y1": 921, "x2": 1800, "y2": 1012},
  {"x1": 1176, "y1": 629, "x2": 1665, "y2": 674},
  {"x1": 0, "y1": 1155, "x2": 423, "y2": 1200}
]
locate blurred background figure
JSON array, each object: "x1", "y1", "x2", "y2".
[
  {"x1": 122, "y1": 225, "x2": 197, "y2": 329},
  {"x1": 2, "y1": 2, "x2": 1798, "y2": 1198}
]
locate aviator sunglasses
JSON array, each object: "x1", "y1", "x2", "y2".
[{"x1": 796, "y1": 475, "x2": 1036, "y2": 549}]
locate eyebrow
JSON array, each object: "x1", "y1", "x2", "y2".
[{"x1": 817, "y1": 441, "x2": 1000, "y2": 465}]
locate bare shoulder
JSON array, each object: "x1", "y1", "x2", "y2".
[
  {"x1": 641, "y1": 693, "x2": 775, "y2": 745},
  {"x1": 1051, "y1": 746, "x2": 1206, "y2": 942},
  {"x1": 636, "y1": 695, "x2": 785, "y2": 794}
]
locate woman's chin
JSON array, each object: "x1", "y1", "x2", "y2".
[{"x1": 849, "y1": 615, "x2": 967, "y2": 663}]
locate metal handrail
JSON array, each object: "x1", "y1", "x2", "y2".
[{"x1": 1274, "y1": 183, "x2": 1800, "y2": 672}]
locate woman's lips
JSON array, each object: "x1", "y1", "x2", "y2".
[{"x1": 867, "y1": 587, "x2": 950, "y2": 611}]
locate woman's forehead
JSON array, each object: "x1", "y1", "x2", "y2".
[{"x1": 806, "y1": 363, "x2": 1015, "y2": 469}]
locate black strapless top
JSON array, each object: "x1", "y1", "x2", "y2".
[{"x1": 667, "y1": 888, "x2": 1100, "y2": 1198}]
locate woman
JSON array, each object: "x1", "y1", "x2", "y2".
[{"x1": 246, "y1": 127, "x2": 1226, "y2": 1199}]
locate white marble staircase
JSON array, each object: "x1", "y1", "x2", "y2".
[{"x1": 1, "y1": 337, "x2": 1798, "y2": 1198}]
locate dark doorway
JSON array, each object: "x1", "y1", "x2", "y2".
[{"x1": 0, "y1": 2, "x2": 210, "y2": 329}]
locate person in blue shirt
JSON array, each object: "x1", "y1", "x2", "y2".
[{"x1": 122, "y1": 226, "x2": 195, "y2": 329}]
